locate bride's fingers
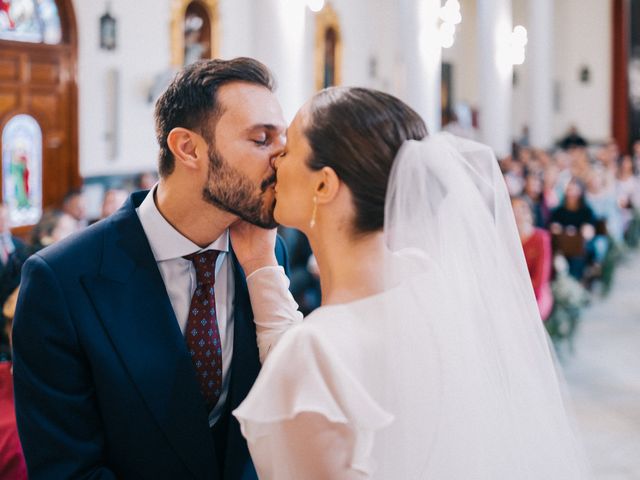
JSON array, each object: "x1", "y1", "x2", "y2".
[
  {"x1": 229, "y1": 223, "x2": 279, "y2": 275},
  {"x1": 229, "y1": 221, "x2": 278, "y2": 261}
]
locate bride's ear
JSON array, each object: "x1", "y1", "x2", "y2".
[{"x1": 315, "y1": 166, "x2": 340, "y2": 204}]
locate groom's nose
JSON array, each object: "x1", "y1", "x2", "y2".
[{"x1": 270, "y1": 135, "x2": 286, "y2": 165}]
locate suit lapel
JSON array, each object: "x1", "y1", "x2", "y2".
[
  {"x1": 226, "y1": 237, "x2": 289, "y2": 409},
  {"x1": 227, "y1": 248, "x2": 261, "y2": 411},
  {"x1": 221, "y1": 241, "x2": 289, "y2": 479},
  {"x1": 81, "y1": 192, "x2": 217, "y2": 479},
  {"x1": 218, "y1": 249, "x2": 261, "y2": 479}
]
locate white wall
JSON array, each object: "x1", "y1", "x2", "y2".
[
  {"x1": 219, "y1": 0, "x2": 253, "y2": 58},
  {"x1": 73, "y1": 0, "x2": 383, "y2": 178},
  {"x1": 441, "y1": 0, "x2": 478, "y2": 109},
  {"x1": 333, "y1": 0, "x2": 372, "y2": 88},
  {"x1": 510, "y1": 0, "x2": 528, "y2": 139},
  {"x1": 552, "y1": 0, "x2": 611, "y2": 143},
  {"x1": 73, "y1": 0, "x2": 171, "y2": 177},
  {"x1": 71, "y1": 0, "x2": 613, "y2": 178},
  {"x1": 251, "y1": 0, "x2": 382, "y2": 123},
  {"x1": 512, "y1": 0, "x2": 612, "y2": 144},
  {"x1": 369, "y1": 0, "x2": 400, "y2": 94},
  {"x1": 249, "y1": 0, "x2": 314, "y2": 123},
  {"x1": 442, "y1": 0, "x2": 612, "y2": 146}
]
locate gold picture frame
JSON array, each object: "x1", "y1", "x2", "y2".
[
  {"x1": 314, "y1": 3, "x2": 342, "y2": 91},
  {"x1": 170, "y1": 0, "x2": 220, "y2": 67}
]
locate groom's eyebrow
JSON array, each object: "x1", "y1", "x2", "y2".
[{"x1": 245, "y1": 124, "x2": 286, "y2": 134}]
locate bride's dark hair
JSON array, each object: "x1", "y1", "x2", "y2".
[{"x1": 304, "y1": 87, "x2": 427, "y2": 233}]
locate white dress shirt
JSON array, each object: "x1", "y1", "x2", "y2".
[{"x1": 136, "y1": 186, "x2": 234, "y2": 427}]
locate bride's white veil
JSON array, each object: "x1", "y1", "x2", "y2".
[{"x1": 382, "y1": 132, "x2": 589, "y2": 478}]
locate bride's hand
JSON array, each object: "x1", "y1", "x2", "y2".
[{"x1": 230, "y1": 220, "x2": 278, "y2": 276}]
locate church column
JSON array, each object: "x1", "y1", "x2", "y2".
[
  {"x1": 252, "y1": 0, "x2": 309, "y2": 122},
  {"x1": 527, "y1": 0, "x2": 554, "y2": 148},
  {"x1": 477, "y1": 0, "x2": 513, "y2": 157},
  {"x1": 397, "y1": 0, "x2": 442, "y2": 132}
]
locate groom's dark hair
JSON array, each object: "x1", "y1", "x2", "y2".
[
  {"x1": 304, "y1": 87, "x2": 428, "y2": 234},
  {"x1": 154, "y1": 57, "x2": 275, "y2": 177}
]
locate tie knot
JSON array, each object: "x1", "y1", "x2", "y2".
[{"x1": 183, "y1": 250, "x2": 220, "y2": 285}]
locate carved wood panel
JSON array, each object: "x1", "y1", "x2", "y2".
[{"x1": 0, "y1": 36, "x2": 78, "y2": 234}]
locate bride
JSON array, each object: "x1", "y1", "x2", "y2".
[{"x1": 230, "y1": 87, "x2": 588, "y2": 479}]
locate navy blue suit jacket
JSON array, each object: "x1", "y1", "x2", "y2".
[{"x1": 12, "y1": 191, "x2": 289, "y2": 480}]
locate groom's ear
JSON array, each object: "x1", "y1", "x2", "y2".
[
  {"x1": 315, "y1": 166, "x2": 340, "y2": 204},
  {"x1": 167, "y1": 127, "x2": 204, "y2": 171}
]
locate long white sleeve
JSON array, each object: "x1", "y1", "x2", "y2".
[{"x1": 245, "y1": 266, "x2": 303, "y2": 363}]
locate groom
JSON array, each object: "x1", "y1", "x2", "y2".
[{"x1": 12, "y1": 58, "x2": 288, "y2": 480}]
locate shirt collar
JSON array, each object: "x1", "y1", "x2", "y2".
[{"x1": 136, "y1": 184, "x2": 229, "y2": 262}]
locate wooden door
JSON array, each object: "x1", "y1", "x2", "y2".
[{"x1": 0, "y1": 0, "x2": 79, "y2": 236}]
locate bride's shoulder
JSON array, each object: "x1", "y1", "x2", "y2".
[
  {"x1": 257, "y1": 305, "x2": 373, "y2": 393},
  {"x1": 268, "y1": 310, "x2": 343, "y2": 361}
]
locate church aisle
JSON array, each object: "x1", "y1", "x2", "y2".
[{"x1": 562, "y1": 252, "x2": 640, "y2": 480}]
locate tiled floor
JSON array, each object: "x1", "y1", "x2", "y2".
[{"x1": 561, "y1": 252, "x2": 640, "y2": 479}]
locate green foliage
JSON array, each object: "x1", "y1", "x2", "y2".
[
  {"x1": 624, "y1": 211, "x2": 640, "y2": 249},
  {"x1": 545, "y1": 264, "x2": 590, "y2": 345}
]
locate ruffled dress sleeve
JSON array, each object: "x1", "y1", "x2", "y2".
[{"x1": 232, "y1": 321, "x2": 394, "y2": 479}]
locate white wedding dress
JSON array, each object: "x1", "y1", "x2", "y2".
[{"x1": 233, "y1": 134, "x2": 589, "y2": 479}]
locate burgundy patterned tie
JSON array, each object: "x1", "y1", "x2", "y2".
[{"x1": 183, "y1": 250, "x2": 223, "y2": 411}]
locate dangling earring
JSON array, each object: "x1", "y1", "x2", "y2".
[{"x1": 309, "y1": 196, "x2": 318, "y2": 228}]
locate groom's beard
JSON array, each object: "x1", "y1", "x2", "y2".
[{"x1": 202, "y1": 146, "x2": 278, "y2": 229}]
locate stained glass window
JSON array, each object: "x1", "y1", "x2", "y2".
[
  {"x1": 0, "y1": 0, "x2": 62, "y2": 44},
  {"x1": 2, "y1": 114, "x2": 43, "y2": 227}
]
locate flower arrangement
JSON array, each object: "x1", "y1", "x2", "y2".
[
  {"x1": 545, "y1": 255, "x2": 590, "y2": 347},
  {"x1": 624, "y1": 210, "x2": 640, "y2": 249}
]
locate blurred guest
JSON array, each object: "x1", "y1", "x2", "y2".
[
  {"x1": 100, "y1": 188, "x2": 129, "y2": 219},
  {"x1": 616, "y1": 155, "x2": 640, "y2": 232},
  {"x1": 632, "y1": 139, "x2": 640, "y2": 174},
  {"x1": 521, "y1": 149, "x2": 543, "y2": 176},
  {"x1": 517, "y1": 146, "x2": 533, "y2": 165},
  {"x1": 0, "y1": 204, "x2": 29, "y2": 309},
  {"x1": 442, "y1": 103, "x2": 478, "y2": 141},
  {"x1": 522, "y1": 173, "x2": 550, "y2": 227},
  {"x1": 30, "y1": 209, "x2": 78, "y2": 252},
  {"x1": 517, "y1": 125, "x2": 530, "y2": 148},
  {"x1": 1, "y1": 289, "x2": 18, "y2": 355},
  {"x1": 0, "y1": 287, "x2": 27, "y2": 480},
  {"x1": 586, "y1": 172, "x2": 624, "y2": 245},
  {"x1": 543, "y1": 165, "x2": 562, "y2": 210},
  {"x1": 62, "y1": 189, "x2": 88, "y2": 229},
  {"x1": 136, "y1": 171, "x2": 158, "y2": 191},
  {"x1": 503, "y1": 159, "x2": 525, "y2": 196},
  {"x1": 553, "y1": 150, "x2": 573, "y2": 198},
  {"x1": 568, "y1": 147, "x2": 592, "y2": 183},
  {"x1": 604, "y1": 138, "x2": 620, "y2": 163},
  {"x1": 559, "y1": 124, "x2": 587, "y2": 150},
  {"x1": 512, "y1": 197, "x2": 553, "y2": 321},
  {"x1": 595, "y1": 140, "x2": 618, "y2": 193},
  {"x1": 549, "y1": 178, "x2": 597, "y2": 280},
  {"x1": 534, "y1": 149, "x2": 553, "y2": 171}
]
